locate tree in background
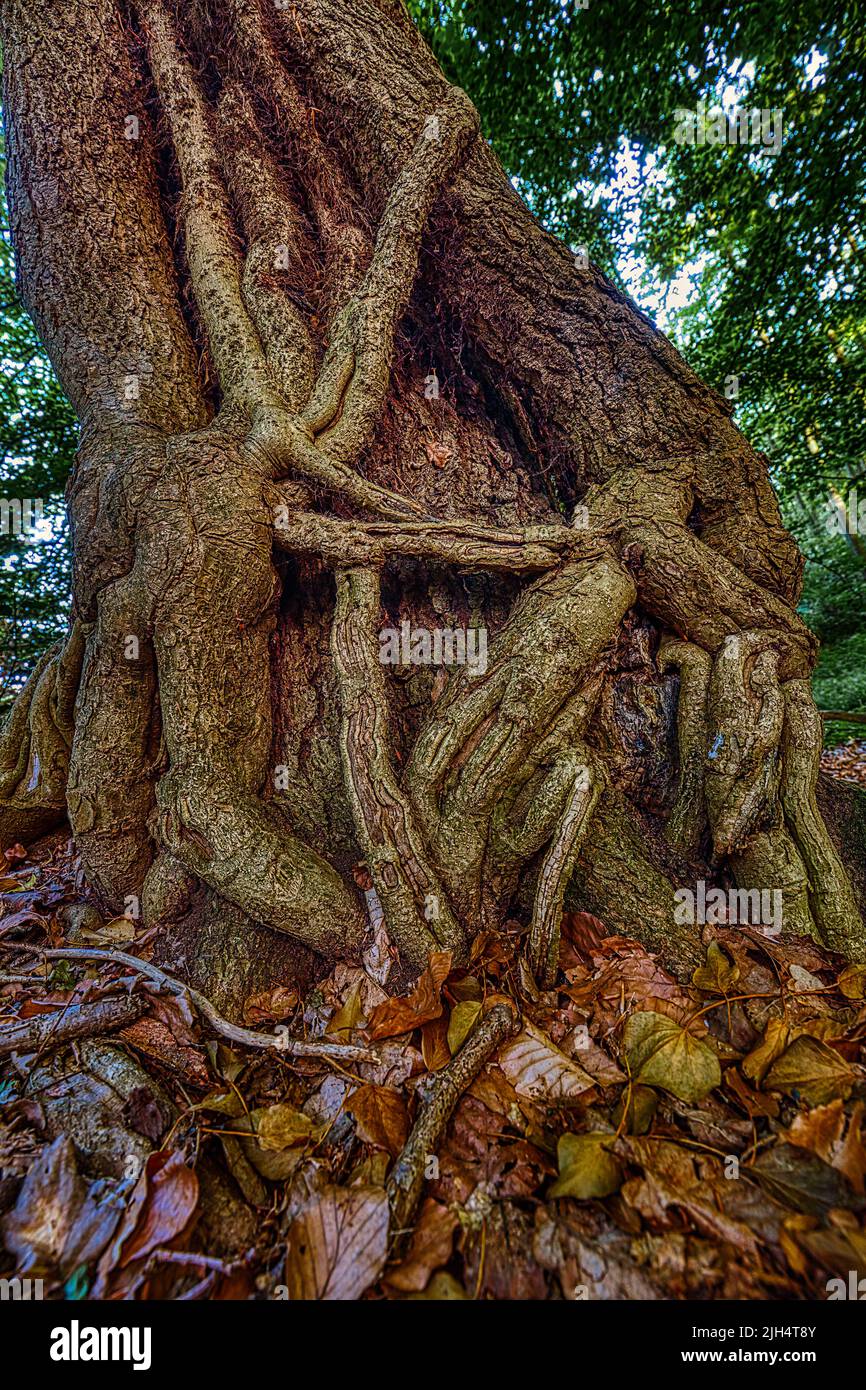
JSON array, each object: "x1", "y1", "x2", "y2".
[{"x1": 0, "y1": 0, "x2": 864, "y2": 1016}]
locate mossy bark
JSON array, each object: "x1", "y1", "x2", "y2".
[{"x1": 1, "y1": 0, "x2": 862, "y2": 1017}]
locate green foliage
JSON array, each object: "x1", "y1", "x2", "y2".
[
  {"x1": 410, "y1": 0, "x2": 866, "y2": 735},
  {"x1": 0, "y1": 140, "x2": 77, "y2": 710}
]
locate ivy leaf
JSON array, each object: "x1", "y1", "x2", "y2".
[
  {"x1": 624, "y1": 1011, "x2": 721, "y2": 1103},
  {"x1": 549, "y1": 1132, "x2": 622, "y2": 1200},
  {"x1": 447, "y1": 1000, "x2": 482, "y2": 1055},
  {"x1": 692, "y1": 940, "x2": 739, "y2": 994},
  {"x1": 764, "y1": 1036, "x2": 855, "y2": 1106}
]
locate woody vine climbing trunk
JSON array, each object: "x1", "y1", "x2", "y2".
[{"x1": 1, "y1": 0, "x2": 863, "y2": 1016}]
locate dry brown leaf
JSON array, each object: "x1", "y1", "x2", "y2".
[
  {"x1": 764, "y1": 1035, "x2": 855, "y2": 1105},
  {"x1": 384, "y1": 1198, "x2": 458, "y2": 1292},
  {"x1": 499, "y1": 1021, "x2": 595, "y2": 1101},
  {"x1": 286, "y1": 1185, "x2": 389, "y2": 1300},
  {"x1": 367, "y1": 951, "x2": 452, "y2": 1040},
  {"x1": 345, "y1": 1085, "x2": 410, "y2": 1157},
  {"x1": 242, "y1": 984, "x2": 299, "y2": 1024},
  {"x1": 420, "y1": 1015, "x2": 451, "y2": 1071}
]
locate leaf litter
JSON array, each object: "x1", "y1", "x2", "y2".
[{"x1": 1, "y1": 832, "x2": 866, "y2": 1299}]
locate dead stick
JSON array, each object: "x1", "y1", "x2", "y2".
[
  {"x1": 0, "y1": 993, "x2": 145, "y2": 1056},
  {"x1": 386, "y1": 1002, "x2": 519, "y2": 1238},
  {"x1": 5, "y1": 945, "x2": 378, "y2": 1063}
]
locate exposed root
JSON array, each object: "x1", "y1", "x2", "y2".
[
  {"x1": 0, "y1": 627, "x2": 83, "y2": 846},
  {"x1": 526, "y1": 753, "x2": 601, "y2": 987},
  {"x1": 331, "y1": 566, "x2": 465, "y2": 967},
  {"x1": 705, "y1": 631, "x2": 785, "y2": 858},
  {"x1": 780, "y1": 681, "x2": 866, "y2": 957},
  {"x1": 272, "y1": 507, "x2": 586, "y2": 574}
]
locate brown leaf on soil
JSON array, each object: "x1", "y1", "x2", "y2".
[
  {"x1": 499, "y1": 1021, "x2": 595, "y2": 1101},
  {"x1": 560, "y1": 910, "x2": 608, "y2": 959},
  {"x1": 119, "y1": 1017, "x2": 210, "y2": 1088},
  {"x1": 367, "y1": 951, "x2": 452, "y2": 1040},
  {"x1": 724, "y1": 1065, "x2": 779, "y2": 1119},
  {"x1": 764, "y1": 1034, "x2": 855, "y2": 1106},
  {"x1": 2, "y1": 1134, "x2": 82, "y2": 1270},
  {"x1": 787, "y1": 1100, "x2": 866, "y2": 1194},
  {"x1": 2, "y1": 1135, "x2": 124, "y2": 1278},
  {"x1": 420, "y1": 1014, "x2": 451, "y2": 1071},
  {"x1": 118, "y1": 1149, "x2": 199, "y2": 1269},
  {"x1": 384, "y1": 1197, "x2": 459, "y2": 1292},
  {"x1": 742, "y1": 1017, "x2": 793, "y2": 1086},
  {"x1": 345, "y1": 1084, "x2": 410, "y2": 1156},
  {"x1": 622, "y1": 1138, "x2": 759, "y2": 1253},
  {"x1": 286, "y1": 1184, "x2": 389, "y2": 1300},
  {"x1": 242, "y1": 984, "x2": 299, "y2": 1024}
]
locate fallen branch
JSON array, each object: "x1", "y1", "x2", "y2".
[
  {"x1": 0, "y1": 993, "x2": 146, "y2": 1056},
  {"x1": 4, "y1": 945, "x2": 379, "y2": 1063},
  {"x1": 820, "y1": 710, "x2": 866, "y2": 725},
  {"x1": 386, "y1": 1002, "x2": 518, "y2": 1239}
]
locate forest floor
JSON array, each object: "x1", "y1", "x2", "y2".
[{"x1": 1, "y1": 748, "x2": 865, "y2": 1301}]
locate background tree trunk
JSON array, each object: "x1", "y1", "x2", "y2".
[{"x1": 1, "y1": 0, "x2": 863, "y2": 1017}]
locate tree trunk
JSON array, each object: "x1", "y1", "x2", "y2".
[{"x1": 1, "y1": 0, "x2": 863, "y2": 1017}]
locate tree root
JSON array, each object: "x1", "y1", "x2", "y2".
[
  {"x1": 331, "y1": 565, "x2": 465, "y2": 967},
  {"x1": 526, "y1": 754, "x2": 601, "y2": 987}
]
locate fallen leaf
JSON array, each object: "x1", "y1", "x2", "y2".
[
  {"x1": 624, "y1": 1011, "x2": 721, "y2": 1103},
  {"x1": 286, "y1": 1184, "x2": 389, "y2": 1300},
  {"x1": 345, "y1": 1085, "x2": 410, "y2": 1157},
  {"x1": 79, "y1": 916, "x2": 136, "y2": 945},
  {"x1": 118, "y1": 1149, "x2": 199, "y2": 1267},
  {"x1": 692, "y1": 941, "x2": 739, "y2": 994},
  {"x1": 254, "y1": 1104, "x2": 319, "y2": 1151},
  {"x1": 384, "y1": 1198, "x2": 458, "y2": 1291},
  {"x1": 786, "y1": 1099, "x2": 846, "y2": 1162},
  {"x1": 2, "y1": 1135, "x2": 82, "y2": 1270},
  {"x1": 367, "y1": 952, "x2": 452, "y2": 1040},
  {"x1": 764, "y1": 1035, "x2": 855, "y2": 1106},
  {"x1": 447, "y1": 1000, "x2": 482, "y2": 1054},
  {"x1": 612, "y1": 1084, "x2": 657, "y2": 1135},
  {"x1": 420, "y1": 1015, "x2": 451, "y2": 1071},
  {"x1": 837, "y1": 964, "x2": 866, "y2": 1000},
  {"x1": 749, "y1": 1143, "x2": 865, "y2": 1216},
  {"x1": 549, "y1": 1132, "x2": 622, "y2": 1200},
  {"x1": 742, "y1": 1017, "x2": 793, "y2": 1086},
  {"x1": 499, "y1": 1021, "x2": 595, "y2": 1101},
  {"x1": 243, "y1": 984, "x2": 299, "y2": 1024}
]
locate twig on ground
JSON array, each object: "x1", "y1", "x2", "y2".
[
  {"x1": 0, "y1": 993, "x2": 146, "y2": 1056},
  {"x1": 1, "y1": 944, "x2": 379, "y2": 1063},
  {"x1": 386, "y1": 1001, "x2": 519, "y2": 1239}
]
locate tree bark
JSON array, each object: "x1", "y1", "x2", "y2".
[{"x1": 1, "y1": 0, "x2": 863, "y2": 1017}]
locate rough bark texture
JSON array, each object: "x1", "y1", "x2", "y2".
[{"x1": 1, "y1": 0, "x2": 863, "y2": 1016}]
